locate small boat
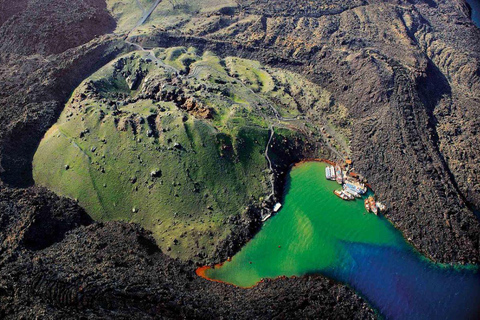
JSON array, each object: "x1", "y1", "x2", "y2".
[
  {"x1": 344, "y1": 180, "x2": 367, "y2": 195},
  {"x1": 368, "y1": 196, "x2": 378, "y2": 215},
  {"x1": 343, "y1": 185, "x2": 361, "y2": 198},
  {"x1": 329, "y1": 166, "x2": 336, "y2": 179},
  {"x1": 359, "y1": 184, "x2": 368, "y2": 194},
  {"x1": 343, "y1": 191, "x2": 355, "y2": 200},
  {"x1": 335, "y1": 165, "x2": 343, "y2": 184},
  {"x1": 261, "y1": 212, "x2": 272, "y2": 222},
  {"x1": 325, "y1": 166, "x2": 332, "y2": 180},
  {"x1": 325, "y1": 166, "x2": 336, "y2": 181},
  {"x1": 334, "y1": 190, "x2": 354, "y2": 201},
  {"x1": 273, "y1": 203, "x2": 282, "y2": 212},
  {"x1": 334, "y1": 190, "x2": 348, "y2": 200},
  {"x1": 364, "y1": 199, "x2": 371, "y2": 212},
  {"x1": 376, "y1": 202, "x2": 386, "y2": 212}
]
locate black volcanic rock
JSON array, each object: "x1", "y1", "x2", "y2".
[
  {"x1": 0, "y1": 211, "x2": 374, "y2": 319},
  {"x1": 0, "y1": 0, "x2": 115, "y2": 56},
  {"x1": 0, "y1": 184, "x2": 91, "y2": 256}
]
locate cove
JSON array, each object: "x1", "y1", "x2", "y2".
[{"x1": 198, "y1": 162, "x2": 480, "y2": 319}]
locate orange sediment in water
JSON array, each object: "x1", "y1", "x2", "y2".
[
  {"x1": 196, "y1": 264, "x2": 267, "y2": 288},
  {"x1": 195, "y1": 265, "x2": 229, "y2": 286},
  {"x1": 196, "y1": 266, "x2": 212, "y2": 280}
]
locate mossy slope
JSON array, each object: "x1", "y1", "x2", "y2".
[{"x1": 33, "y1": 48, "x2": 329, "y2": 260}]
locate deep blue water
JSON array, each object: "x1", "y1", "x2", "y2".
[
  {"x1": 466, "y1": 0, "x2": 480, "y2": 27},
  {"x1": 326, "y1": 242, "x2": 480, "y2": 319}
]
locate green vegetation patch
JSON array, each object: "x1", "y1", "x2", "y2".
[
  {"x1": 34, "y1": 48, "x2": 339, "y2": 260},
  {"x1": 107, "y1": 0, "x2": 237, "y2": 34}
]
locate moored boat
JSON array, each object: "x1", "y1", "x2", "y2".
[
  {"x1": 376, "y1": 202, "x2": 386, "y2": 212},
  {"x1": 333, "y1": 190, "x2": 344, "y2": 199},
  {"x1": 344, "y1": 180, "x2": 367, "y2": 195},
  {"x1": 261, "y1": 213, "x2": 272, "y2": 222},
  {"x1": 325, "y1": 166, "x2": 338, "y2": 181},
  {"x1": 334, "y1": 190, "x2": 350, "y2": 200},
  {"x1": 329, "y1": 166, "x2": 336, "y2": 179},
  {"x1": 325, "y1": 166, "x2": 331, "y2": 180},
  {"x1": 335, "y1": 165, "x2": 343, "y2": 184},
  {"x1": 364, "y1": 199, "x2": 371, "y2": 212},
  {"x1": 334, "y1": 189, "x2": 354, "y2": 200},
  {"x1": 343, "y1": 191, "x2": 354, "y2": 200},
  {"x1": 273, "y1": 202, "x2": 282, "y2": 212},
  {"x1": 368, "y1": 196, "x2": 378, "y2": 215},
  {"x1": 343, "y1": 184, "x2": 361, "y2": 198}
]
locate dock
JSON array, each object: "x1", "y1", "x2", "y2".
[{"x1": 323, "y1": 159, "x2": 387, "y2": 214}]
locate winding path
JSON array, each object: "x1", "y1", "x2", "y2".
[
  {"x1": 135, "y1": 0, "x2": 146, "y2": 14},
  {"x1": 133, "y1": 0, "x2": 162, "y2": 30},
  {"x1": 123, "y1": 1, "x2": 343, "y2": 220},
  {"x1": 124, "y1": 0, "x2": 180, "y2": 75},
  {"x1": 124, "y1": 39, "x2": 180, "y2": 75}
]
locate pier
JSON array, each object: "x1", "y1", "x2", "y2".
[{"x1": 324, "y1": 159, "x2": 386, "y2": 214}]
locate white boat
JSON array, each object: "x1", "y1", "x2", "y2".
[
  {"x1": 335, "y1": 165, "x2": 343, "y2": 184},
  {"x1": 273, "y1": 203, "x2": 282, "y2": 212},
  {"x1": 376, "y1": 202, "x2": 386, "y2": 212},
  {"x1": 368, "y1": 196, "x2": 378, "y2": 215},
  {"x1": 344, "y1": 180, "x2": 367, "y2": 195},
  {"x1": 325, "y1": 166, "x2": 332, "y2": 180},
  {"x1": 334, "y1": 190, "x2": 350, "y2": 200},
  {"x1": 342, "y1": 190, "x2": 355, "y2": 200},
  {"x1": 261, "y1": 213, "x2": 272, "y2": 222},
  {"x1": 343, "y1": 185, "x2": 361, "y2": 198},
  {"x1": 325, "y1": 166, "x2": 336, "y2": 180},
  {"x1": 329, "y1": 166, "x2": 336, "y2": 179}
]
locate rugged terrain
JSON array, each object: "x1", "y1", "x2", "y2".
[
  {"x1": 32, "y1": 47, "x2": 342, "y2": 260},
  {"x1": 0, "y1": 191, "x2": 373, "y2": 318},
  {"x1": 1, "y1": 0, "x2": 480, "y2": 318},
  {"x1": 126, "y1": 0, "x2": 480, "y2": 264}
]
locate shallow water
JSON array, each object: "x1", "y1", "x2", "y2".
[{"x1": 203, "y1": 162, "x2": 480, "y2": 319}]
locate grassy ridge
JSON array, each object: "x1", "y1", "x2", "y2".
[
  {"x1": 35, "y1": 109, "x2": 270, "y2": 259},
  {"x1": 34, "y1": 48, "x2": 331, "y2": 260}
]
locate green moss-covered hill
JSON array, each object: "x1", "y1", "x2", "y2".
[{"x1": 33, "y1": 47, "x2": 333, "y2": 260}]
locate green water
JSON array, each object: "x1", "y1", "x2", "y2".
[
  {"x1": 203, "y1": 162, "x2": 480, "y2": 319},
  {"x1": 205, "y1": 161, "x2": 404, "y2": 287}
]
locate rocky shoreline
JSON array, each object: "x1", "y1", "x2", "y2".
[{"x1": 0, "y1": 183, "x2": 374, "y2": 319}]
